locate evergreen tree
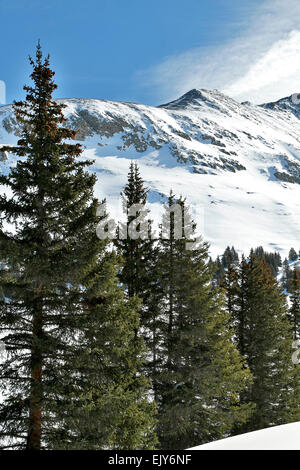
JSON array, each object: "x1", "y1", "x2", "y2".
[
  {"x1": 213, "y1": 255, "x2": 225, "y2": 285},
  {"x1": 220, "y1": 263, "x2": 240, "y2": 330},
  {"x1": 0, "y1": 44, "x2": 156, "y2": 450},
  {"x1": 222, "y1": 246, "x2": 239, "y2": 268},
  {"x1": 289, "y1": 247, "x2": 298, "y2": 262},
  {"x1": 253, "y1": 247, "x2": 282, "y2": 277},
  {"x1": 54, "y1": 252, "x2": 157, "y2": 449},
  {"x1": 282, "y1": 257, "x2": 292, "y2": 291},
  {"x1": 115, "y1": 163, "x2": 161, "y2": 394},
  {"x1": 0, "y1": 42, "x2": 95, "y2": 450},
  {"x1": 116, "y1": 162, "x2": 151, "y2": 299},
  {"x1": 236, "y1": 255, "x2": 248, "y2": 357},
  {"x1": 289, "y1": 266, "x2": 300, "y2": 339},
  {"x1": 156, "y1": 194, "x2": 252, "y2": 449},
  {"x1": 234, "y1": 253, "x2": 300, "y2": 431}
]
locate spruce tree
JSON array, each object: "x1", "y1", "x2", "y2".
[
  {"x1": 116, "y1": 162, "x2": 153, "y2": 300},
  {"x1": 236, "y1": 255, "x2": 248, "y2": 357},
  {"x1": 234, "y1": 253, "x2": 300, "y2": 431},
  {"x1": 115, "y1": 163, "x2": 161, "y2": 395},
  {"x1": 289, "y1": 266, "x2": 300, "y2": 339},
  {"x1": 222, "y1": 246, "x2": 239, "y2": 268},
  {"x1": 212, "y1": 255, "x2": 225, "y2": 285},
  {"x1": 282, "y1": 258, "x2": 292, "y2": 291},
  {"x1": 220, "y1": 263, "x2": 240, "y2": 325},
  {"x1": 289, "y1": 247, "x2": 298, "y2": 262},
  {"x1": 156, "y1": 193, "x2": 252, "y2": 449},
  {"x1": 52, "y1": 252, "x2": 157, "y2": 449},
  {"x1": 0, "y1": 43, "x2": 96, "y2": 450},
  {"x1": 0, "y1": 44, "x2": 156, "y2": 450},
  {"x1": 253, "y1": 247, "x2": 282, "y2": 277}
]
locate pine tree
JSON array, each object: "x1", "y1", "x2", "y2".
[
  {"x1": 236, "y1": 255, "x2": 249, "y2": 357},
  {"x1": 115, "y1": 163, "x2": 161, "y2": 396},
  {"x1": 156, "y1": 194, "x2": 252, "y2": 449},
  {"x1": 213, "y1": 255, "x2": 225, "y2": 285},
  {"x1": 289, "y1": 247, "x2": 298, "y2": 262},
  {"x1": 222, "y1": 246, "x2": 239, "y2": 268},
  {"x1": 289, "y1": 266, "x2": 300, "y2": 339},
  {"x1": 0, "y1": 44, "x2": 156, "y2": 450},
  {"x1": 53, "y1": 252, "x2": 157, "y2": 449},
  {"x1": 116, "y1": 162, "x2": 153, "y2": 299},
  {"x1": 0, "y1": 42, "x2": 96, "y2": 450},
  {"x1": 282, "y1": 257, "x2": 292, "y2": 291},
  {"x1": 234, "y1": 253, "x2": 300, "y2": 431},
  {"x1": 220, "y1": 263, "x2": 240, "y2": 323},
  {"x1": 253, "y1": 247, "x2": 282, "y2": 277}
]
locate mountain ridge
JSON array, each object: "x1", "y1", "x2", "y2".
[{"x1": 0, "y1": 89, "x2": 299, "y2": 256}]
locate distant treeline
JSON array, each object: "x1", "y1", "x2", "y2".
[{"x1": 212, "y1": 245, "x2": 299, "y2": 291}]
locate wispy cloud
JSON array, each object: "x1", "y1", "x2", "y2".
[{"x1": 138, "y1": 0, "x2": 300, "y2": 104}]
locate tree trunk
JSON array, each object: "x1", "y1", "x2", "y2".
[{"x1": 26, "y1": 299, "x2": 43, "y2": 450}]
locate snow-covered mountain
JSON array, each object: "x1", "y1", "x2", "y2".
[{"x1": 0, "y1": 88, "x2": 300, "y2": 257}]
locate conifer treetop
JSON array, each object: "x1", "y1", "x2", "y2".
[{"x1": 1, "y1": 42, "x2": 83, "y2": 162}]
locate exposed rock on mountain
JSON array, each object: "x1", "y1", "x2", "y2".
[{"x1": 0, "y1": 89, "x2": 299, "y2": 255}]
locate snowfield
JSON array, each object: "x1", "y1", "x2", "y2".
[
  {"x1": 188, "y1": 422, "x2": 300, "y2": 450},
  {"x1": 0, "y1": 88, "x2": 300, "y2": 257}
]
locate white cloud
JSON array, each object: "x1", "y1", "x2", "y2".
[
  {"x1": 224, "y1": 30, "x2": 300, "y2": 103},
  {"x1": 139, "y1": 0, "x2": 300, "y2": 104}
]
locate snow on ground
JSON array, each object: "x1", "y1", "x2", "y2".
[{"x1": 188, "y1": 422, "x2": 300, "y2": 450}]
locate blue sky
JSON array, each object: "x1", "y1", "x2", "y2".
[{"x1": 1, "y1": 0, "x2": 300, "y2": 105}]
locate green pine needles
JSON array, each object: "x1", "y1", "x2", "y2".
[{"x1": 0, "y1": 44, "x2": 156, "y2": 450}]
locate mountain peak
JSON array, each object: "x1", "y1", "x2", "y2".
[
  {"x1": 260, "y1": 93, "x2": 300, "y2": 117},
  {"x1": 158, "y1": 88, "x2": 218, "y2": 110},
  {"x1": 158, "y1": 88, "x2": 242, "y2": 111}
]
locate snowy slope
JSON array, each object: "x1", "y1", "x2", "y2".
[
  {"x1": 0, "y1": 89, "x2": 300, "y2": 257},
  {"x1": 188, "y1": 422, "x2": 300, "y2": 450}
]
